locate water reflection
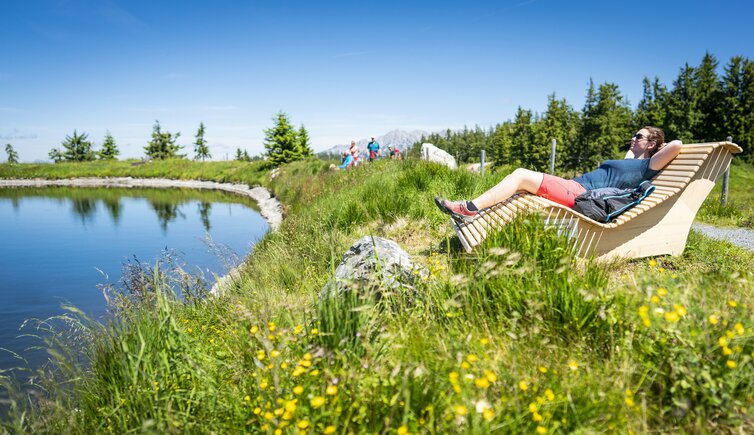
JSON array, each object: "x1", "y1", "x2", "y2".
[
  {"x1": 0, "y1": 187, "x2": 254, "y2": 231},
  {"x1": 0, "y1": 186, "x2": 269, "y2": 380}
]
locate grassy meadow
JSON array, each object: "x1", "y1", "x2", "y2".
[{"x1": 1, "y1": 158, "x2": 754, "y2": 433}]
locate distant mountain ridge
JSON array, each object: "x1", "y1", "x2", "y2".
[{"x1": 317, "y1": 129, "x2": 428, "y2": 158}]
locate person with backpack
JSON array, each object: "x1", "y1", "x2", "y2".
[
  {"x1": 367, "y1": 136, "x2": 380, "y2": 162},
  {"x1": 435, "y1": 127, "x2": 682, "y2": 222}
]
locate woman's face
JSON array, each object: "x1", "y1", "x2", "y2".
[{"x1": 630, "y1": 128, "x2": 656, "y2": 155}]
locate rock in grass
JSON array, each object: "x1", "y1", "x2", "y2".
[
  {"x1": 321, "y1": 236, "x2": 429, "y2": 302},
  {"x1": 420, "y1": 143, "x2": 457, "y2": 169}
]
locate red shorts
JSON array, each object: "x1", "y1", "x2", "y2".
[{"x1": 536, "y1": 174, "x2": 586, "y2": 208}]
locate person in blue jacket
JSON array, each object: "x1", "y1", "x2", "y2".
[
  {"x1": 367, "y1": 136, "x2": 380, "y2": 162},
  {"x1": 331, "y1": 151, "x2": 354, "y2": 171}
]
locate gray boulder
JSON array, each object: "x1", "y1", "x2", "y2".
[
  {"x1": 421, "y1": 143, "x2": 457, "y2": 169},
  {"x1": 321, "y1": 236, "x2": 429, "y2": 301}
]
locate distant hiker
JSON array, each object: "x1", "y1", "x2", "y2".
[
  {"x1": 435, "y1": 126, "x2": 682, "y2": 222},
  {"x1": 367, "y1": 136, "x2": 380, "y2": 162},
  {"x1": 349, "y1": 140, "x2": 360, "y2": 166},
  {"x1": 388, "y1": 145, "x2": 401, "y2": 160},
  {"x1": 330, "y1": 151, "x2": 354, "y2": 171}
]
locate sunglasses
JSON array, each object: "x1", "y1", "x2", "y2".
[{"x1": 632, "y1": 133, "x2": 648, "y2": 141}]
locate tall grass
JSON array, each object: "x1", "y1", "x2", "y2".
[{"x1": 2, "y1": 158, "x2": 754, "y2": 432}]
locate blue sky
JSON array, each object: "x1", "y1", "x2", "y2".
[{"x1": 2, "y1": 0, "x2": 753, "y2": 162}]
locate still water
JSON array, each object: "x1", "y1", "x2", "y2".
[{"x1": 0, "y1": 186, "x2": 269, "y2": 374}]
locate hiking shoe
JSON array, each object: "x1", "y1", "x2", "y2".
[{"x1": 434, "y1": 197, "x2": 478, "y2": 223}]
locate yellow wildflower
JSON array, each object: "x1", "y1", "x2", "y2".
[
  {"x1": 484, "y1": 370, "x2": 497, "y2": 383},
  {"x1": 719, "y1": 336, "x2": 728, "y2": 347},
  {"x1": 253, "y1": 407, "x2": 261, "y2": 415},
  {"x1": 257, "y1": 350, "x2": 266, "y2": 361},
  {"x1": 483, "y1": 407, "x2": 494, "y2": 421},
  {"x1": 461, "y1": 361, "x2": 470, "y2": 369},
  {"x1": 625, "y1": 397, "x2": 635, "y2": 407},
  {"x1": 539, "y1": 366, "x2": 548, "y2": 374},
  {"x1": 259, "y1": 380, "x2": 268, "y2": 390},
  {"x1": 449, "y1": 372, "x2": 459, "y2": 382},
  {"x1": 518, "y1": 380, "x2": 529, "y2": 391},
  {"x1": 726, "y1": 330, "x2": 735, "y2": 339},
  {"x1": 268, "y1": 322, "x2": 276, "y2": 332},
  {"x1": 280, "y1": 362, "x2": 288, "y2": 369},
  {"x1": 293, "y1": 325, "x2": 303, "y2": 335},
  {"x1": 310, "y1": 396, "x2": 326, "y2": 408},
  {"x1": 536, "y1": 426, "x2": 547, "y2": 435},
  {"x1": 326, "y1": 385, "x2": 338, "y2": 395},
  {"x1": 664, "y1": 311, "x2": 680, "y2": 323},
  {"x1": 454, "y1": 405, "x2": 468, "y2": 416},
  {"x1": 735, "y1": 323, "x2": 745, "y2": 335},
  {"x1": 723, "y1": 346, "x2": 733, "y2": 356},
  {"x1": 264, "y1": 412, "x2": 274, "y2": 420},
  {"x1": 480, "y1": 337, "x2": 490, "y2": 345},
  {"x1": 650, "y1": 295, "x2": 660, "y2": 304},
  {"x1": 284, "y1": 400, "x2": 297, "y2": 413},
  {"x1": 728, "y1": 300, "x2": 738, "y2": 308},
  {"x1": 244, "y1": 395, "x2": 251, "y2": 402},
  {"x1": 474, "y1": 378, "x2": 490, "y2": 389},
  {"x1": 293, "y1": 386, "x2": 304, "y2": 395},
  {"x1": 533, "y1": 412, "x2": 543, "y2": 422},
  {"x1": 568, "y1": 360, "x2": 579, "y2": 371},
  {"x1": 270, "y1": 350, "x2": 280, "y2": 358},
  {"x1": 292, "y1": 367, "x2": 306, "y2": 377},
  {"x1": 310, "y1": 328, "x2": 319, "y2": 335},
  {"x1": 303, "y1": 353, "x2": 312, "y2": 361},
  {"x1": 466, "y1": 354, "x2": 478, "y2": 363},
  {"x1": 297, "y1": 420, "x2": 310, "y2": 429},
  {"x1": 250, "y1": 326, "x2": 258, "y2": 334},
  {"x1": 528, "y1": 403, "x2": 538, "y2": 413},
  {"x1": 657, "y1": 288, "x2": 668, "y2": 297},
  {"x1": 727, "y1": 360, "x2": 737, "y2": 369},
  {"x1": 648, "y1": 259, "x2": 657, "y2": 267},
  {"x1": 674, "y1": 305, "x2": 687, "y2": 316},
  {"x1": 544, "y1": 389, "x2": 555, "y2": 401},
  {"x1": 324, "y1": 426, "x2": 336, "y2": 434},
  {"x1": 309, "y1": 369, "x2": 320, "y2": 377},
  {"x1": 709, "y1": 315, "x2": 719, "y2": 325}
]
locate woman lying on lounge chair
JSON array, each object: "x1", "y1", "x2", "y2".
[{"x1": 435, "y1": 127, "x2": 683, "y2": 222}]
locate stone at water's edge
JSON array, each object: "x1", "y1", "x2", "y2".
[
  {"x1": 421, "y1": 143, "x2": 457, "y2": 169},
  {"x1": 320, "y1": 236, "x2": 429, "y2": 300}
]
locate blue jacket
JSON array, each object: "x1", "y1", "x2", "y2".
[
  {"x1": 367, "y1": 141, "x2": 380, "y2": 153},
  {"x1": 338, "y1": 154, "x2": 354, "y2": 169}
]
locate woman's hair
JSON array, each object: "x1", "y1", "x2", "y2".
[{"x1": 644, "y1": 126, "x2": 665, "y2": 156}]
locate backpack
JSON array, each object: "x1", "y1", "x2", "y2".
[{"x1": 572, "y1": 180, "x2": 656, "y2": 223}]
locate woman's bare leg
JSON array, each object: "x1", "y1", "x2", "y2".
[{"x1": 471, "y1": 168, "x2": 544, "y2": 210}]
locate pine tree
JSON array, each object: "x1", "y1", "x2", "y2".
[
  {"x1": 243, "y1": 150, "x2": 250, "y2": 161},
  {"x1": 693, "y1": 52, "x2": 723, "y2": 141},
  {"x1": 61, "y1": 130, "x2": 96, "y2": 162},
  {"x1": 264, "y1": 112, "x2": 303, "y2": 166},
  {"x1": 534, "y1": 94, "x2": 580, "y2": 172},
  {"x1": 297, "y1": 124, "x2": 313, "y2": 157},
  {"x1": 48, "y1": 148, "x2": 64, "y2": 163},
  {"x1": 5, "y1": 144, "x2": 19, "y2": 164},
  {"x1": 510, "y1": 107, "x2": 534, "y2": 168},
  {"x1": 98, "y1": 131, "x2": 120, "y2": 160},
  {"x1": 666, "y1": 64, "x2": 701, "y2": 142},
  {"x1": 144, "y1": 120, "x2": 183, "y2": 160},
  {"x1": 490, "y1": 122, "x2": 514, "y2": 167},
  {"x1": 741, "y1": 59, "x2": 754, "y2": 161},
  {"x1": 636, "y1": 77, "x2": 668, "y2": 128},
  {"x1": 194, "y1": 122, "x2": 211, "y2": 161},
  {"x1": 577, "y1": 79, "x2": 601, "y2": 171},
  {"x1": 235, "y1": 148, "x2": 244, "y2": 161}
]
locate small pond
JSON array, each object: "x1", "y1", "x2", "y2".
[{"x1": 0, "y1": 186, "x2": 269, "y2": 376}]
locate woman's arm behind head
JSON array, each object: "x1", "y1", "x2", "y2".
[{"x1": 649, "y1": 140, "x2": 683, "y2": 171}]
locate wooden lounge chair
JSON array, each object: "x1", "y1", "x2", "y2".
[{"x1": 453, "y1": 141, "x2": 743, "y2": 260}]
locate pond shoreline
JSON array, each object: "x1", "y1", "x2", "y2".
[
  {"x1": 0, "y1": 177, "x2": 283, "y2": 296},
  {"x1": 0, "y1": 177, "x2": 283, "y2": 230}
]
